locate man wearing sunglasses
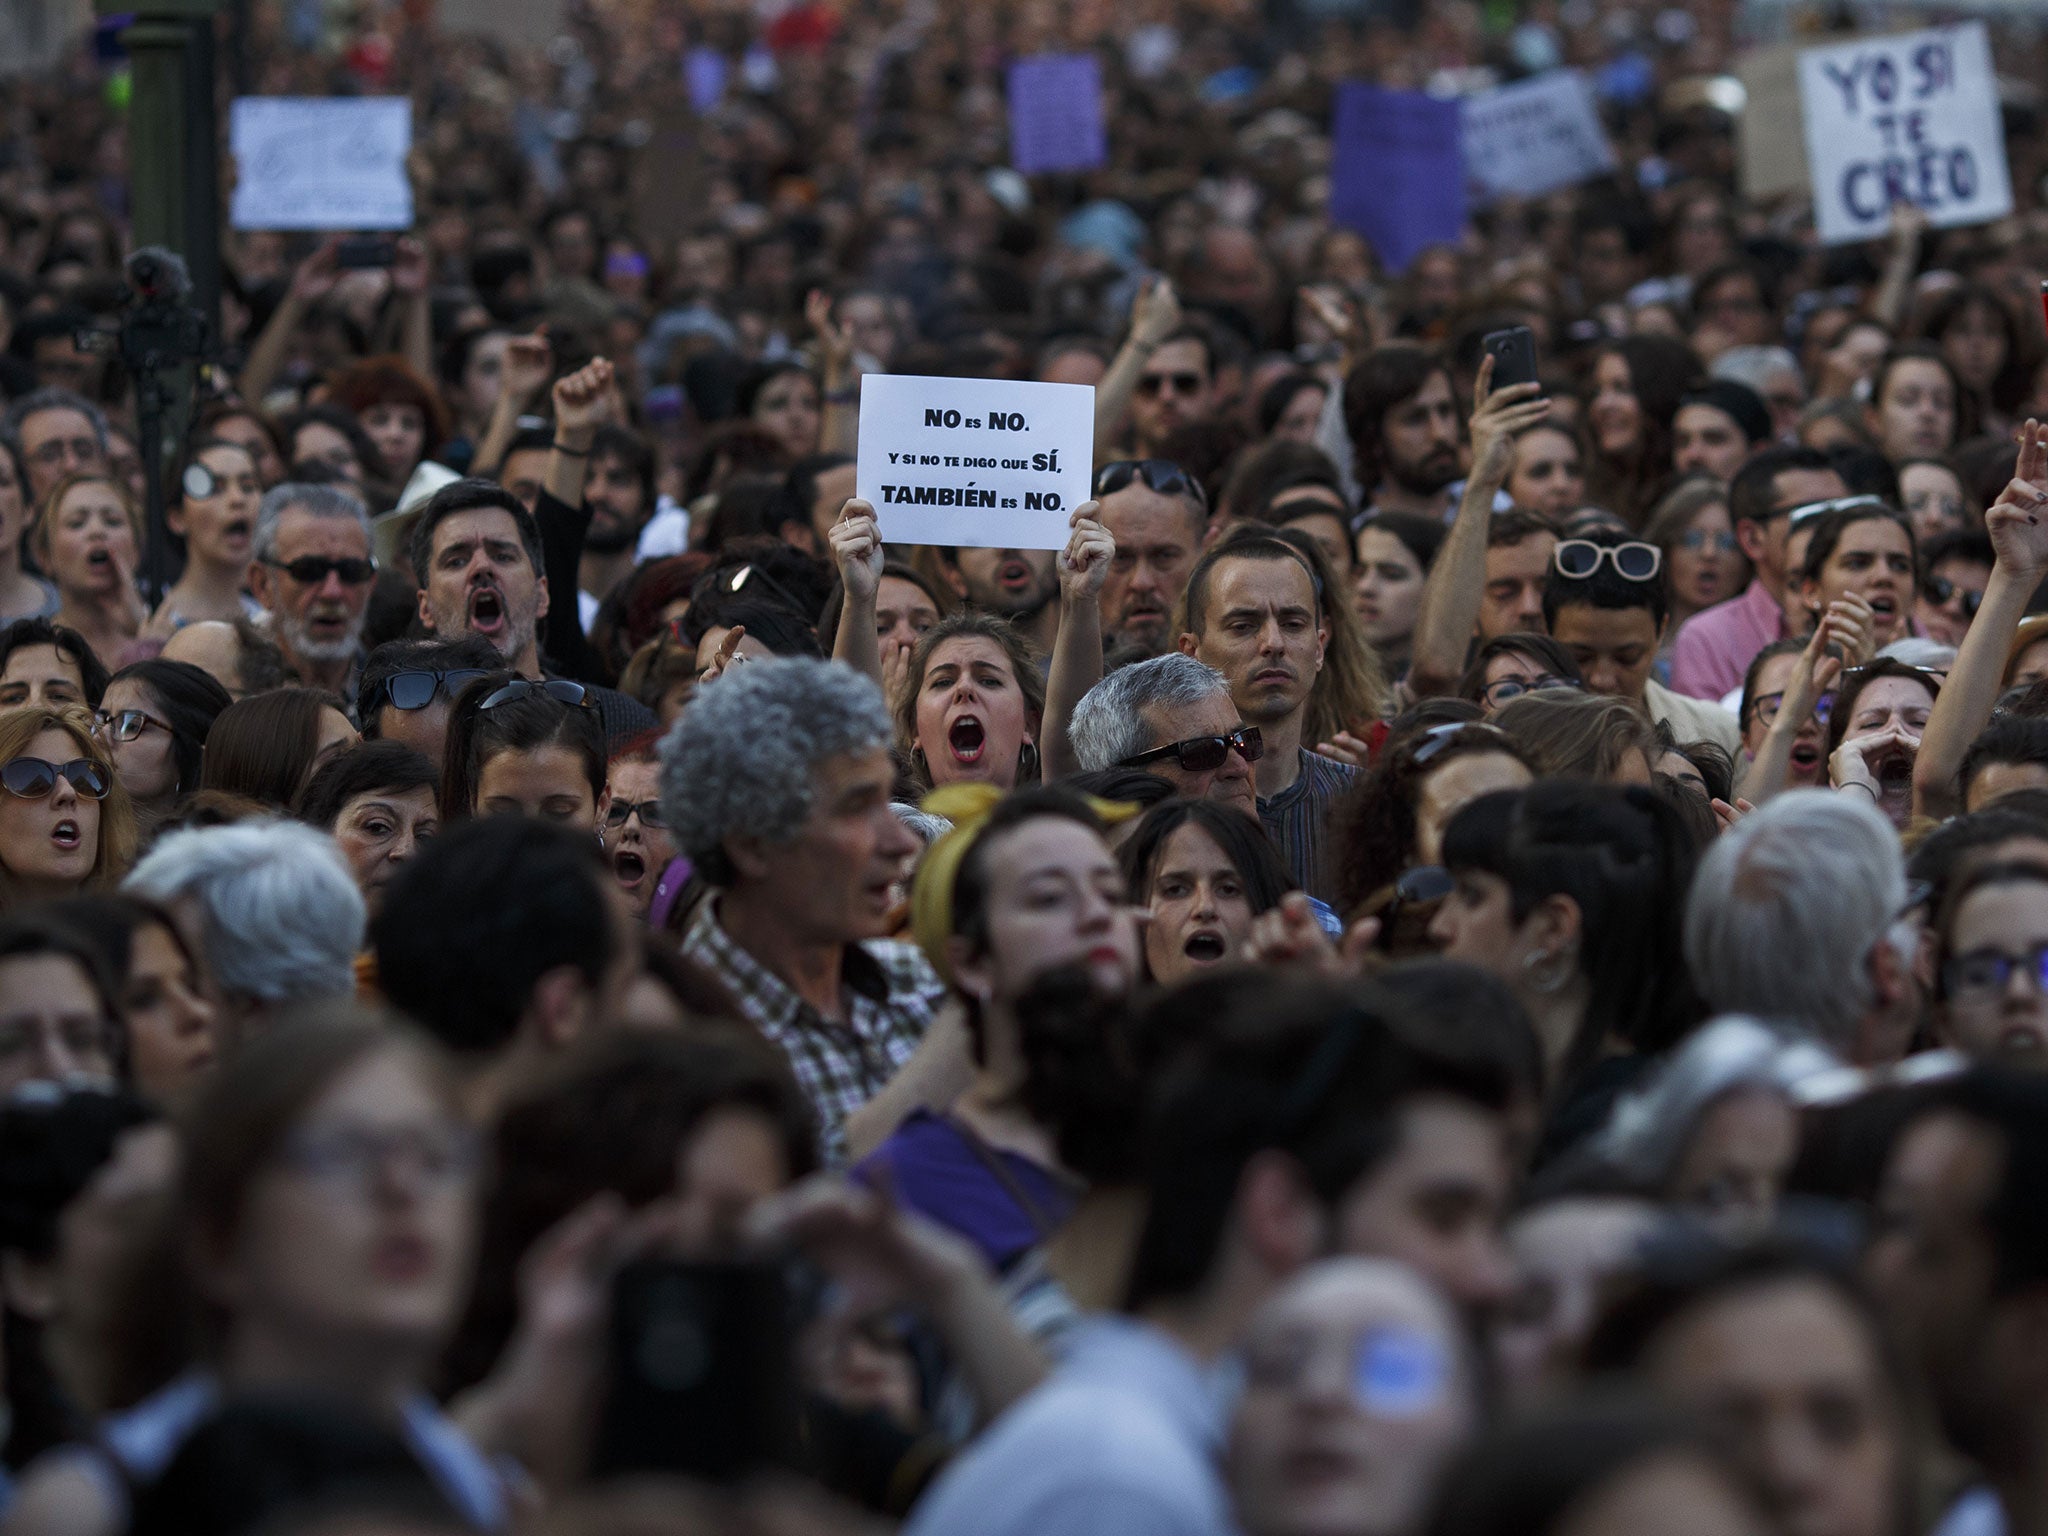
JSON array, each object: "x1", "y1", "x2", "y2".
[
  {"x1": 1913, "y1": 528, "x2": 1993, "y2": 648},
  {"x1": 1071, "y1": 653, "x2": 1259, "y2": 817},
  {"x1": 1545, "y1": 528, "x2": 1742, "y2": 755},
  {"x1": 1124, "y1": 324, "x2": 1217, "y2": 460},
  {"x1": 356, "y1": 635, "x2": 505, "y2": 769},
  {"x1": 246, "y1": 483, "x2": 378, "y2": 701},
  {"x1": 1670, "y1": 445, "x2": 1849, "y2": 701}
]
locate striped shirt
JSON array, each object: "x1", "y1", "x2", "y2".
[
  {"x1": 1259, "y1": 748, "x2": 1358, "y2": 908},
  {"x1": 681, "y1": 896, "x2": 945, "y2": 1165}
]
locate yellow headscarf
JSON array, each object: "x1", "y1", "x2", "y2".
[{"x1": 909, "y1": 781, "x2": 1142, "y2": 986}]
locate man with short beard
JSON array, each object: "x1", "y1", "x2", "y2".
[
  {"x1": 936, "y1": 545, "x2": 1061, "y2": 655},
  {"x1": 246, "y1": 482, "x2": 377, "y2": 701},
  {"x1": 1345, "y1": 345, "x2": 1465, "y2": 522}
]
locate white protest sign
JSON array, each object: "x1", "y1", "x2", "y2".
[
  {"x1": 856, "y1": 376, "x2": 1094, "y2": 550},
  {"x1": 1797, "y1": 24, "x2": 2011, "y2": 246},
  {"x1": 229, "y1": 97, "x2": 413, "y2": 232},
  {"x1": 1460, "y1": 71, "x2": 1617, "y2": 202}
]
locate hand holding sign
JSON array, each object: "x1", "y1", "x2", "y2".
[
  {"x1": 1059, "y1": 504, "x2": 1114, "y2": 605},
  {"x1": 831, "y1": 499, "x2": 885, "y2": 605}
]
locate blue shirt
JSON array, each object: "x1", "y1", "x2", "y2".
[{"x1": 904, "y1": 1315, "x2": 1237, "y2": 1536}]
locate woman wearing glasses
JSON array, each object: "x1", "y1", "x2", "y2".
[
  {"x1": 1456, "y1": 634, "x2": 1584, "y2": 718},
  {"x1": 200, "y1": 688, "x2": 359, "y2": 810},
  {"x1": 1643, "y1": 479, "x2": 1749, "y2": 681},
  {"x1": 154, "y1": 439, "x2": 266, "y2": 632},
  {"x1": 600, "y1": 739, "x2": 677, "y2": 918},
  {"x1": 93, "y1": 659, "x2": 232, "y2": 834},
  {"x1": 442, "y1": 674, "x2": 609, "y2": 829},
  {"x1": 1934, "y1": 859, "x2": 2048, "y2": 1066},
  {"x1": 0, "y1": 704, "x2": 136, "y2": 909}
]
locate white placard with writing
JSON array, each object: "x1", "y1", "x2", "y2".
[
  {"x1": 1460, "y1": 71, "x2": 1617, "y2": 202},
  {"x1": 1798, "y1": 24, "x2": 2011, "y2": 246},
  {"x1": 855, "y1": 375, "x2": 1095, "y2": 550},
  {"x1": 229, "y1": 97, "x2": 414, "y2": 232}
]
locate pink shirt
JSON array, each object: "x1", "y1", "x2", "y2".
[{"x1": 1668, "y1": 580, "x2": 1789, "y2": 701}]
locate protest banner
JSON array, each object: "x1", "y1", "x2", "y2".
[
  {"x1": 1461, "y1": 71, "x2": 1617, "y2": 202},
  {"x1": 1736, "y1": 46, "x2": 1810, "y2": 201},
  {"x1": 1797, "y1": 23, "x2": 2012, "y2": 245},
  {"x1": 1008, "y1": 54, "x2": 1107, "y2": 175},
  {"x1": 1329, "y1": 85, "x2": 1465, "y2": 273},
  {"x1": 229, "y1": 97, "x2": 412, "y2": 232},
  {"x1": 856, "y1": 376, "x2": 1095, "y2": 550}
]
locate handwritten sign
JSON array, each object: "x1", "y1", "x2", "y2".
[
  {"x1": 1461, "y1": 71, "x2": 1617, "y2": 202},
  {"x1": 1008, "y1": 54, "x2": 1107, "y2": 175},
  {"x1": 229, "y1": 98, "x2": 412, "y2": 232},
  {"x1": 1329, "y1": 85, "x2": 1466, "y2": 273},
  {"x1": 1798, "y1": 24, "x2": 2011, "y2": 246},
  {"x1": 856, "y1": 376, "x2": 1094, "y2": 550}
]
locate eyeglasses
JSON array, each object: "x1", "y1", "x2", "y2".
[
  {"x1": 1946, "y1": 943, "x2": 2048, "y2": 1001},
  {"x1": 1479, "y1": 675, "x2": 1572, "y2": 709},
  {"x1": 264, "y1": 554, "x2": 377, "y2": 586},
  {"x1": 1135, "y1": 371, "x2": 1205, "y2": 399},
  {"x1": 1747, "y1": 690, "x2": 1835, "y2": 729},
  {"x1": 1411, "y1": 720, "x2": 1514, "y2": 766},
  {"x1": 380, "y1": 669, "x2": 493, "y2": 711},
  {"x1": 1783, "y1": 494, "x2": 1889, "y2": 530},
  {"x1": 1554, "y1": 540, "x2": 1663, "y2": 581},
  {"x1": 278, "y1": 1122, "x2": 481, "y2": 1193},
  {"x1": 0, "y1": 756, "x2": 110, "y2": 800},
  {"x1": 1117, "y1": 726, "x2": 1263, "y2": 773},
  {"x1": 90, "y1": 708, "x2": 169, "y2": 743},
  {"x1": 1922, "y1": 575, "x2": 1984, "y2": 618},
  {"x1": 479, "y1": 678, "x2": 593, "y2": 711},
  {"x1": 1677, "y1": 529, "x2": 1740, "y2": 554},
  {"x1": 1093, "y1": 458, "x2": 1210, "y2": 510},
  {"x1": 605, "y1": 798, "x2": 666, "y2": 829}
]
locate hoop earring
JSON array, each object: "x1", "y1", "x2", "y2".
[
  {"x1": 1524, "y1": 950, "x2": 1571, "y2": 995},
  {"x1": 1018, "y1": 741, "x2": 1040, "y2": 783}
]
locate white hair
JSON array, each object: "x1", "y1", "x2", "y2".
[
  {"x1": 126, "y1": 820, "x2": 364, "y2": 1005},
  {"x1": 1070, "y1": 653, "x2": 1230, "y2": 771},
  {"x1": 1711, "y1": 346, "x2": 1803, "y2": 398},
  {"x1": 1684, "y1": 790, "x2": 1905, "y2": 1049}
]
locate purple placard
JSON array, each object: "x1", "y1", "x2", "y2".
[
  {"x1": 1008, "y1": 54, "x2": 1106, "y2": 176},
  {"x1": 1328, "y1": 84, "x2": 1467, "y2": 274}
]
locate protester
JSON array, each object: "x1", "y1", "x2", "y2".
[
  {"x1": 35, "y1": 893, "x2": 215, "y2": 1106},
  {"x1": 599, "y1": 740, "x2": 675, "y2": 919},
  {"x1": 29, "y1": 477, "x2": 146, "y2": 669},
  {"x1": 89, "y1": 661, "x2": 229, "y2": 835},
  {"x1": 245, "y1": 483, "x2": 378, "y2": 699},
  {"x1": 198, "y1": 688, "x2": 358, "y2": 810},
  {"x1": 155, "y1": 441, "x2": 263, "y2": 632},
  {"x1": 0, "y1": 914, "x2": 122, "y2": 1094},
  {"x1": 297, "y1": 742, "x2": 440, "y2": 920},
  {"x1": 0, "y1": 705, "x2": 133, "y2": 911},
  {"x1": 1069, "y1": 652, "x2": 1261, "y2": 817},
  {"x1": 439, "y1": 674, "x2": 607, "y2": 828},
  {"x1": 1120, "y1": 797, "x2": 1293, "y2": 984}
]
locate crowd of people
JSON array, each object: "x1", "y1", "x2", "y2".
[{"x1": 4, "y1": 0, "x2": 2048, "y2": 1531}]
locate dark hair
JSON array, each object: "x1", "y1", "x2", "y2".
[
  {"x1": 1959, "y1": 718, "x2": 2048, "y2": 809},
  {"x1": 1826, "y1": 443, "x2": 1902, "y2": 504},
  {"x1": 1583, "y1": 335, "x2": 1702, "y2": 519},
  {"x1": 355, "y1": 635, "x2": 503, "y2": 738},
  {"x1": 297, "y1": 742, "x2": 439, "y2": 831},
  {"x1": 1218, "y1": 440, "x2": 1344, "y2": 524},
  {"x1": 1487, "y1": 506, "x2": 1560, "y2": 550},
  {"x1": 1737, "y1": 637, "x2": 1809, "y2": 729},
  {"x1": 1256, "y1": 370, "x2": 1328, "y2": 437},
  {"x1": 894, "y1": 612, "x2": 1047, "y2": 787},
  {"x1": 1933, "y1": 859, "x2": 2048, "y2": 1003},
  {"x1": 1542, "y1": 526, "x2": 1670, "y2": 630},
  {"x1": 1916, "y1": 1068, "x2": 2048, "y2": 1294},
  {"x1": 199, "y1": 688, "x2": 350, "y2": 810},
  {"x1": 677, "y1": 594, "x2": 821, "y2": 660},
  {"x1": 1127, "y1": 972, "x2": 1512, "y2": 1308},
  {"x1": 1919, "y1": 283, "x2": 2036, "y2": 416},
  {"x1": 1923, "y1": 527, "x2": 1995, "y2": 579},
  {"x1": 1825, "y1": 659, "x2": 1941, "y2": 756},
  {"x1": 1456, "y1": 633, "x2": 1584, "y2": 703},
  {"x1": 279, "y1": 404, "x2": 388, "y2": 486},
  {"x1": 405, "y1": 479, "x2": 544, "y2": 588},
  {"x1": 1797, "y1": 504, "x2": 1916, "y2": 587},
  {"x1": 1357, "y1": 508, "x2": 1448, "y2": 572},
  {"x1": 1872, "y1": 342, "x2": 1969, "y2": 449},
  {"x1": 441, "y1": 672, "x2": 607, "y2": 819},
  {"x1": 1180, "y1": 528, "x2": 1324, "y2": 638},
  {"x1": 0, "y1": 618, "x2": 109, "y2": 707},
  {"x1": 1729, "y1": 444, "x2": 1835, "y2": 530},
  {"x1": 588, "y1": 422, "x2": 655, "y2": 513},
  {"x1": 1119, "y1": 799, "x2": 1294, "y2": 922},
  {"x1": 1331, "y1": 723, "x2": 1533, "y2": 914},
  {"x1": 1342, "y1": 345, "x2": 1453, "y2": 493},
  {"x1": 372, "y1": 818, "x2": 618, "y2": 1055},
  {"x1": 104, "y1": 660, "x2": 232, "y2": 798},
  {"x1": 1377, "y1": 958, "x2": 1545, "y2": 1115},
  {"x1": 1061, "y1": 768, "x2": 1178, "y2": 811},
  {"x1": 327, "y1": 354, "x2": 453, "y2": 450},
  {"x1": 1441, "y1": 783, "x2": 1703, "y2": 1070},
  {"x1": 440, "y1": 1030, "x2": 817, "y2": 1394}
]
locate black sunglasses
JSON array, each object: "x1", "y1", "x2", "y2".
[
  {"x1": 1, "y1": 756, "x2": 110, "y2": 800},
  {"x1": 264, "y1": 554, "x2": 377, "y2": 586},
  {"x1": 1410, "y1": 720, "x2": 1514, "y2": 766},
  {"x1": 381, "y1": 669, "x2": 493, "y2": 712},
  {"x1": 1118, "y1": 726, "x2": 1263, "y2": 773},
  {"x1": 479, "y1": 678, "x2": 593, "y2": 712},
  {"x1": 1093, "y1": 458, "x2": 1210, "y2": 510},
  {"x1": 1921, "y1": 575, "x2": 1984, "y2": 618},
  {"x1": 1135, "y1": 371, "x2": 1205, "y2": 399},
  {"x1": 1383, "y1": 863, "x2": 1456, "y2": 935},
  {"x1": 605, "y1": 798, "x2": 666, "y2": 829}
]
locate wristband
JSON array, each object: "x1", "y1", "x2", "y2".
[
  {"x1": 551, "y1": 441, "x2": 589, "y2": 457},
  {"x1": 1840, "y1": 779, "x2": 1879, "y2": 799}
]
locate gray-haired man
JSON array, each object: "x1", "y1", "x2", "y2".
[
  {"x1": 247, "y1": 482, "x2": 378, "y2": 699},
  {"x1": 1071, "y1": 652, "x2": 1259, "y2": 818}
]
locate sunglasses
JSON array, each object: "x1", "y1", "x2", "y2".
[
  {"x1": 1135, "y1": 371, "x2": 1204, "y2": 399},
  {"x1": 381, "y1": 669, "x2": 493, "y2": 712},
  {"x1": 479, "y1": 678, "x2": 593, "y2": 712},
  {"x1": 90, "y1": 708, "x2": 169, "y2": 743},
  {"x1": 1922, "y1": 575, "x2": 1984, "y2": 618},
  {"x1": 1093, "y1": 458, "x2": 1210, "y2": 510},
  {"x1": 1383, "y1": 863, "x2": 1456, "y2": 935},
  {"x1": 1411, "y1": 720, "x2": 1515, "y2": 766},
  {"x1": 605, "y1": 798, "x2": 666, "y2": 829},
  {"x1": 1784, "y1": 493, "x2": 1889, "y2": 530},
  {"x1": 1, "y1": 756, "x2": 110, "y2": 800},
  {"x1": 1118, "y1": 726, "x2": 1263, "y2": 773},
  {"x1": 264, "y1": 554, "x2": 377, "y2": 586},
  {"x1": 1554, "y1": 540, "x2": 1663, "y2": 582}
]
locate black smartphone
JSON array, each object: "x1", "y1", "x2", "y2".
[
  {"x1": 590, "y1": 1259, "x2": 799, "y2": 1483},
  {"x1": 1481, "y1": 325, "x2": 1540, "y2": 390},
  {"x1": 333, "y1": 234, "x2": 396, "y2": 269}
]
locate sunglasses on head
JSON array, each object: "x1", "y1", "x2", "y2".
[
  {"x1": 1118, "y1": 726, "x2": 1263, "y2": 773},
  {"x1": 381, "y1": 669, "x2": 493, "y2": 712},
  {"x1": 1135, "y1": 371, "x2": 1204, "y2": 399},
  {"x1": 1554, "y1": 539, "x2": 1663, "y2": 582},
  {"x1": 479, "y1": 678, "x2": 593, "y2": 712},
  {"x1": 265, "y1": 554, "x2": 377, "y2": 586},
  {"x1": 1, "y1": 756, "x2": 109, "y2": 800},
  {"x1": 1410, "y1": 720, "x2": 1514, "y2": 766},
  {"x1": 1921, "y1": 575, "x2": 1984, "y2": 618},
  {"x1": 1093, "y1": 458, "x2": 1210, "y2": 510},
  {"x1": 1382, "y1": 863, "x2": 1456, "y2": 934},
  {"x1": 1783, "y1": 494, "x2": 1889, "y2": 530}
]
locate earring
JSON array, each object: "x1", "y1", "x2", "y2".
[
  {"x1": 1018, "y1": 741, "x2": 1040, "y2": 783},
  {"x1": 1523, "y1": 950, "x2": 1571, "y2": 994}
]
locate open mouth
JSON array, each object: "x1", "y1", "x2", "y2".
[
  {"x1": 1790, "y1": 743, "x2": 1821, "y2": 771},
  {"x1": 51, "y1": 819, "x2": 79, "y2": 849},
  {"x1": 1868, "y1": 595, "x2": 1898, "y2": 621},
  {"x1": 948, "y1": 715, "x2": 986, "y2": 764},
  {"x1": 1876, "y1": 753, "x2": 1915, "y2": 790},
  {"x1": 1183, "y1": 930, "x2": 1227, "y2": 963},
  {"x1": 86, "y1": 548, "x2": 110, "y2": 568},
  {"x1": 613, "y1": 849, "x2": 646, "y2": 888},
  {"x1": 996, "y1": 559, "x2": 1034, "y2": 590},
  {"x1": 223, "y1": 519, "x2": 251, "y2": 542},
  {"x1": 468, "y1": 588, "x2": 505, "y2": 634}
]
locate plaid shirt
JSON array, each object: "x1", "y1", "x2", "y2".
[{"x1": 682, "y1": 897, "x2": 945, "y2": 1166}]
